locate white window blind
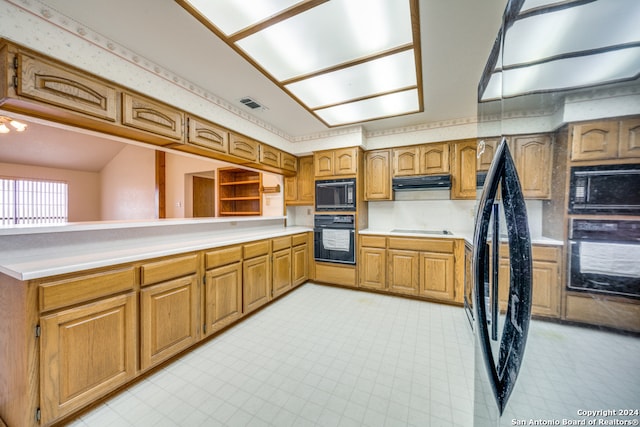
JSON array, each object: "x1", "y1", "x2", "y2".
[{"x1": 0, "y1": 178, "x2": 68, "y2": 225}]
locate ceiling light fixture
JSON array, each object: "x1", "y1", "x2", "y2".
[
  {"x1": 176, "y1": 0, "x2": 422, "y2": 127},
  {"x1": 0, "y1": 116, "x2": 27, "y2": 134}
]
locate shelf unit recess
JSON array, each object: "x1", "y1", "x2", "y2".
[{"x1": 217, "y1": 167, "x2": 262, "y2": 216}]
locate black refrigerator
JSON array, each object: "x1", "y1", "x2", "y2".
[{"x1": 473, "y1": 0, "x2": 640, "y2": 425}]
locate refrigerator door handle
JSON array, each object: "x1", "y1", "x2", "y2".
[{"x1": 472, "y1": 138, "x2": 533, "y2": 415}]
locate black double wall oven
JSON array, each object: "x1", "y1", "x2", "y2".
[
  {"x1": 567, "y1": 164, "x2": 640, "y2": 299},
  {"x1": 313, "y1": 178, "x2": 356, "y2": 265}
]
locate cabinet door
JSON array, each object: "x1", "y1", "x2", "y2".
[
  {"x1": 619, "y1": 118, "x2": 640, "y2": 159},
  {"x1": 530, "y1": 260, "x2": 560, "y2": 318},
  {"x1": 292, "y1": 243, "x2": 309, "y2": 287},
  {"x1": 298, "y1": 156, "x2": 315, "y2": 203},
  {"x1": 393, "y1": 147, "x2": 419, "y2": 176},
  {"x1": 359, "y1": 247, "x2": 387, "y2": 290},
  {"x1": 334, "y1": 147, "x2": 358, "y2": 175},
  {"x1": 419, "y1": 142, "x2": 449, "y2": 175},
  {"x1": 243, "y1": 255, "x2": 271, "y2": 313},
  {"x1": 122, "y1": 93, "x2": 184, "y2": 141},
  {"x1": 388, "y1": 249, "x2": 419, "y2": 295},
  {"x1": 204, "y1": 262, "x2": 242, "y2": 336},
  {"x1": 365, "y1": 150, "x2": 392, "y2": 200},
  {"x1": 40, "y1": 293, "x2": 136, "y2": 423},
  {"x1": 513, "y1": 134, "x2": 552, "y2": 199},
  {"x1": 281, "y1": 152, "x2": 298, "y2": 172},
  {"x1": 272, "y1": 248, "x2": 292, "y2": 298},
  {"x1": 187, "y1": 116, "x2": 228, "y2": 153},
  {"x1": 17, "y1": 52, "x2": 118, "y2": 121},
  {"x1": 314, "y1": 151, "x2": 334, "y2": 177},
  {"x1": 260, "y1": 144, "x2": 281, "y2": 168},
  {"x1": 419, "y1": 252, "x2": 455, "y2": 301},
  {"x1": 498, "y1": 246, "x2": 560, "y2": 318},
  {"x1": 450, "y1": 139, "x2": 477, "y2": 199},
  {"x1": 229, "y1": 133, "x2": 259, "y2": 161},
  {"x1": 477, "y1": 138, "x2": 500, "y2": 171},
  {"x1": 140, "y1": 275, "x2": 198, "y2": 370},
  {"x1": 570, "y1": 120, "x2": 619, "y2": 161},
  {"x1": 284, "y1": 175, "x2": 297, "y2": 202}
]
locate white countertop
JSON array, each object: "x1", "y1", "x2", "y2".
[
  {"x1": 0, "y1": 217, "x2": 311, "y2": 281},
  {"x1": 359, "y1": 228, "x2": 564, "y2": 246}
]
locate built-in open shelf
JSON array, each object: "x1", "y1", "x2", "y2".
[{"x1": 217, "y1": 168, "x2": 262, "y2": 216}]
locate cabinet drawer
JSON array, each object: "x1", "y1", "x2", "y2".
[
  {"x1": 39, "y1": 267, "x2": 135, "y2": 312},
  {"x1": 122, "y1": 92, "x2": 184, "y2": 140},
  {"x1": 272, "y1": 236, "x2": 292, "y2": 252},
  {"x1": 499, "y1": 244, "x2": 560, "y2": 262},
  {"x1": 244, "y1": 240, "x2": 270, "y2": 259},
  {"x1": 360, "y1": 235, "x2": 387, "y2": 248},
  {"x1": 205, "y1": 245, "x2": 242, "y2": 269},
  {"x1": 140, "y1": 254, "x2": 199, "y2": 286},
  {"x1": 292, "y1": 233, "x2": 308, "y2": 247},
  {"x1": 388, "y1": 237, "x2": 454, "y2": 253},
  {"x1": 17, "y1": 52, "x2": 118, "y2": 121}
]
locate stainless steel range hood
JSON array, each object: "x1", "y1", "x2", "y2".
[{"x1": 392, "y1": 174, "x2": 451, "y2": 191}]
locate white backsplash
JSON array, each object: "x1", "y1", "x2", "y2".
[{"x1": 367, "y1": 198, "x2": 543, "y2": 238}]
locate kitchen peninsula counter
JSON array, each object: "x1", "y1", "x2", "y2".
[{"x1": 0, "y1": 216, "x2": 311, "y2": 280}]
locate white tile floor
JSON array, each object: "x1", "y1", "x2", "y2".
[
  {"x1": 67, "y1": 283, "x2": 640, "y2": 427},
  {"x1": 67, "y1": 283, "x2": 476, "y2": 427}
]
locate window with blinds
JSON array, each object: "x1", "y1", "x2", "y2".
[{"x1": 0, "y1": 178, "x2": 68, "y2": 226}]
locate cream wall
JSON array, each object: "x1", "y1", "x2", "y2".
[
  {"x1": 100, "y1": 145, "x2": 156, "y2": 220},
  {"x1": 165, "y1": 152, "x2": 220, "y2": 219},
  {"x1": 0, "y1": 162, "x2": 101, "y2": 222}
]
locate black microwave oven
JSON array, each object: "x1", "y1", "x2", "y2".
[
  {"x1": 315, "y1": 178, "x2": 356, "y2": 211},
  {"x1": 569, "y1": 164, "x2": 640, "y2": 215}
]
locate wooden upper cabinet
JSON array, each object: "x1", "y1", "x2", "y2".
[
  {"x1": 122, "y1": 92, "x2": 184, "y2": 140},
  {"x1": 186, "y1": 116, "x2": 228, "y2": 153},
  {"x1": 314, "y1": 147, "x2": 358, "y2": 177},
  {"x1": 259, "y1": 144, "x2": 281, "y2": 168},
  {"x1": 419, "y1": 143, "x2": 449, "y2": 175},
  {"x1": 392, "y1": 143, "x2": 449, "y2": 176},
  {"x1": 334, "y1": 147, "x2": 358, "y2": 175},
  {"x1": 365, "y1": 150, "x2": 392, "y2": 200},
  {"x1": 450, "y1": 139, "x2": 478, "y2": 199},
  {"x1": 285, "y1": 155, "x2": 314, "y2": 205},
  {"x1": 620, "y1": 118, "x2": 640, "y2": 159},
  {"x1": 512, "y1": 134, "x2": 552, "y2": 199},
  {"x1": 477, "y1": 138, "x2": 501, "y2": 171},
  {"x1": 229, "y1": 133, "x2": 259, "y2": 161},
  {"x1": 17, "y1": 52, "x2": 118, "y2": 121},
  {"x1": 281, "y1": 152, "x2": 297, "y2": 172},
  {"x1": 571, "y1": 120, "x2": 619, "y2": 161},
  {"x1": 393, "y1": 147, "x2": 419, "y2": 176}
]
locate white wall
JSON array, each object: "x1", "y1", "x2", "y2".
[
  {"x1": 100, "y1": 145, "x2": 156, "y2": 220},
  {"x1": 0, "y1": 162, "x2": 101, "y2": 222},
  {"x1": 261, "y1": 172, "x2": 284, "y2": 217}
]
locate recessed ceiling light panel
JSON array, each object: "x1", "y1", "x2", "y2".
[{"x1": 178, "y1": 0, "x2": 422, "y2": 127}]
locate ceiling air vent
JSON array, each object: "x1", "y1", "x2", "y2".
[{"x1": 239, "y1": 96, "x2": 266, "y2": 110}]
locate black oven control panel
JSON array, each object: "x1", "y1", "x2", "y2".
[{"x1": 571, "y1": 219, "x2": 640, "y2": 241}]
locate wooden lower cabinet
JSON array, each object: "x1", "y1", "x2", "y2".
[
  {"x1": 243, "y1": 254, "x2": 271, "y2": 313},
  {"x1": 292, "y1": 237, "x2": 309, "y2": 287},
  {"x1": 272, "y1": 248, "x2": 292, "y2": 298},
  {"x1": 360, "y1": 247, "x2": 387, "y2": 290},
  {"x1": 204, "y1": 261, "x2": 242, "y2": 336},
  {"x1": 140, "y1": 275, "x2": 199, "y2": 370},
  {"x1": 498, "y1": 244, "x2": 561, "y2": 318},
  {"x1": 359, "y1": 236, "x2": 461, "y2": 303},
  {"x1": 40, "y1": 292, "x2": 136, "y2": 424},
  {"x1": 388, "y1": 250, "x2": 419, "y2": 295},
  {"x1": 419, "y1": 252, "x2": 455, "y2": 301}
]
